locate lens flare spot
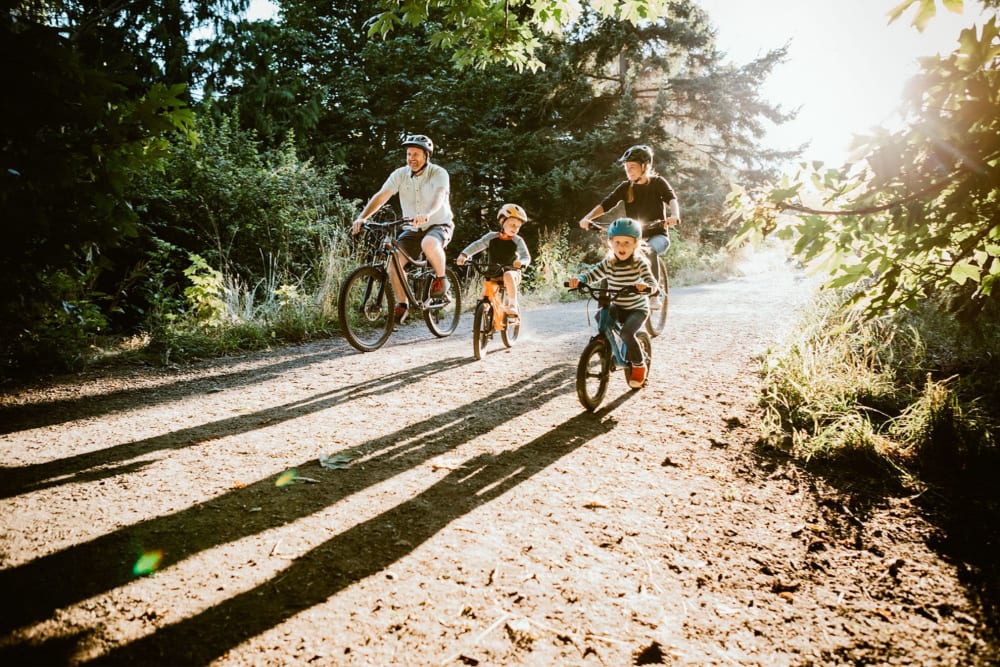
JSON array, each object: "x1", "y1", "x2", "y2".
[
  {"x1": 133, "y1": 550, "x2": 163, "y2": 577},
  {"x1": 275, "y1": 469, "x2": 297, "y2": 488}
]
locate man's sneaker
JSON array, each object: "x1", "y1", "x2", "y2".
[
  {"x1": 394, "y1": 303, "x2": 409, "y2": 325},
  {"x1": 628, "y1": 363, "x2": 646, "y2": 389},
  {"x1": 430, "y1": 276, "x2": 449, "y2": 298},
  {"x1": 649, "y1": 296, "x2": 663, "y2": 310}
]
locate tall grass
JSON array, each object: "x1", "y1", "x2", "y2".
[
  {"x1": 758, "y1": 290, "x2": 999, "y2": 486},
  {"x1": 124, "y1": 226, "x2": 357, "y2": 365}
]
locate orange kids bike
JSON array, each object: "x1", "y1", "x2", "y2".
[{"x1": 463, "y1": 259, "x2": 520, "y2": 360}]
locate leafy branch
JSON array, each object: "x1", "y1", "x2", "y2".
[
  {"x1": 729, "y1": 13, "x2": 1000, "y2": 319},
  {"x1": 367, "y1": 0, "x2": 672, "y2": 70}
]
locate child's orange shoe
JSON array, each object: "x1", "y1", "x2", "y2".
[{"x1": 628, "y1": 363, "x2": 646, "y2": 388}]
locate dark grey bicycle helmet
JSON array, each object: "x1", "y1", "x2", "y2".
[
  {"x1": 402, "y1": 134, "x2": 434, "y2": 157},
  {"x1": 619, "y1": 144, "x2": 653, "y2": 164}
]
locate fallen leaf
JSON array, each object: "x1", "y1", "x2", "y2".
[{"x1": 320, "y1": 453, "x2": 354, "y2": 470}]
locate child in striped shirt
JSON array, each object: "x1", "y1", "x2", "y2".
[{"x1": 567, "y1": 217, "x2": 658, "y2": 388}]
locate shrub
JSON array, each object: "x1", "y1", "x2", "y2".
[{"x1": 758, "y1": 290, "x2": 999, "y2": 486}]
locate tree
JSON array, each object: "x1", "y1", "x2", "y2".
[
  {"x1": 730, "y1": 7, "x2": 1000, "y2": 320},
  {"x1": 1, "y1": 1, "x2": 245, "y2": 370},
  {"x1": 367, "y1": 0, "x2": 673, "y2": 70},
  {"x1": 215, "y1": 0, "x2": 793, "y2": 253}
]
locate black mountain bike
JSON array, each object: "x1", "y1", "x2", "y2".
[{"x1": 338, "y1": 218, "x2": 462, "y2": 352}]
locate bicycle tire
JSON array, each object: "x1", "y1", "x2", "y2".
[
  {"x1": 646, "y1": 256, "x2": 669, "y2": 337},
  {"x1": 576, "y1": 338, "x2": 610, "y2": 412},
  {"x1": 424, "y1": 267, "x2": 462, "y2": 337},
  {"x1": 501, "y1": 313, "x2": 520, "y2": 348},
  {"x1": 338, "y1": 265, "x2": 394, "y2": 352},
  {"x1": 472, "y1": 300, "x2": 493, "y2": 360}
]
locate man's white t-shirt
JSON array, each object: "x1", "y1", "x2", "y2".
[{"x1": 380, "y1": 163, "x2": 454, "y2": 231}]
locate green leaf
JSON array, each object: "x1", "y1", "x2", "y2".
[
  {"x1": 914, "y1": 0, "x2": 937, "y2": 30},
  {"x1": 949, "y1": 261, "x2": 981, "y2": 285}
]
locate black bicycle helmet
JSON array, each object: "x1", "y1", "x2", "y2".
[
  {"x1": 619, "y1": 144, "x2": 653, "y2": 164},
  {"x1": 402, "y1": 134, "x2": 434, "y2": 157}
]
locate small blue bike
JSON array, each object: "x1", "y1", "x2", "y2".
[{"x1": 565, "y1": 281, "x2": 653, "y2": 411}]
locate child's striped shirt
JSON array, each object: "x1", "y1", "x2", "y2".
[{"x1": 578, "y1": 255, "x2": 658, "y2": 312}]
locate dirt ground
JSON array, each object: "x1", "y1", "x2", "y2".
[{"x1": 1, "y1": 264, "x2": 998, "y2": 666}]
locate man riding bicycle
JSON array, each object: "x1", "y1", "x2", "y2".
[
  {"x1": 577, "y1": 144, "x2": 679, "y2": 311},
  {"x1": 352, "y1": 134, "x2": 454, "y2": 324}
]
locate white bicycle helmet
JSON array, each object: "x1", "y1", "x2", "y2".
[
  {"x1": 497, "y1": 203, "x2": 527, "y2": 223},
  {"x1": 402, "y1": 134, "x2": 434, "y2": 157}
]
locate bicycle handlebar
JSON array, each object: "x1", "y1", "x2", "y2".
[
  {"x1": 464, "y1": 259, "x2": 516, "y2": 272},
  {"x1": 563, "y1": 282, "x2": 647, "y2": 299},
  {"x1": 361, "y1": 217, "x2": 412, "y2": 231}
]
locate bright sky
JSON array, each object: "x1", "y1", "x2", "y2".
[
  {"x1": 247, "y1": 0, "x2": 277, "y2": 21},
  {"x1": 245, "y1": 0, "x2": 983, "y2": 165},
  {"x1": 697, "y1": 0, "x2": 985, "y2": 165}
]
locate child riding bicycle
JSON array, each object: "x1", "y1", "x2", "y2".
[
  {"x1": 567, "y1": 217, "x2": 658, "y2": 388},
  {"x1": 456, "y1": 203, "x2": 531, "y2": 320}
]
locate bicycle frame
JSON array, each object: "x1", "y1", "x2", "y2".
[
  {"x1": 381, "y1": 230, "x2": 439, "y2": 308},
  {"x1": 338, "y1": 218, "x2": 461, "y2": 352},
  {"x1": 594, "y1": 299, "x2": 630, "y2": 370}
]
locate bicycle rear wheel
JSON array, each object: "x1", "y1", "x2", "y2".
[
  {"x1": 338, "y1": 265, "x2": 394, "y2": 352},
  {"x1": 424, "y1": 267, "x2": 462, "y2": 337},
  {"x1": 472, "y1": 300, "x2": 493, "y2": 360},
  {"x1": 646, "y1": 256, "x2": 669, "y2": 337},
  {"x1": 576, "y1": 338, "x2": 610, "y2": 412}
]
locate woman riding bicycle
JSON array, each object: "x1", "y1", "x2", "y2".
[
  {"x1": 567, "y1": 218, "x2": 659, "y2": 389},
  {"x1": 577, "y1": 144, "x2": 679, "y2": 311},
  {"x1": 455, "y1": 203, "x2": 531, "y2": 320}
]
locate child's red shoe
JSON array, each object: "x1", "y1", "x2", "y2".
[{"x1": 628, "y1": 363, "x2": 646, "y2": 388}]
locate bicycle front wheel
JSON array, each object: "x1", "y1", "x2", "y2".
[
  {"x1": 501, "y1": 313, "x2": 520, "y2": 348},
  {"x1": 424, "y1": 267, "x2": 462, "y2": 337},
  {"x1": 646, "y1": 256, "x2": 669, "y2": 337},
  {"x1": 576, "y1": 338, "x2": 610, "y2": 412},
  {"x1": 338, "y1": 265, "x2": 394, "y2": 352},
  {"x1": 472, "y1": 300, "x2": 493, "y2": 360}
]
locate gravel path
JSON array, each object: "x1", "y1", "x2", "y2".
[{"x1": 1, "y1": 266, "x2": 996, "y2": 666}]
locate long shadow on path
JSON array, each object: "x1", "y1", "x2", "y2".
[
  {"x1": 0, "y1": 344, "x2": 354, "y2": 436},
  {"x1": 90, "y1": 396, "x2": 626, "y2": 665},
  {"x1": 0, "y1": 356, "x2": 469, "y2": 500},
  {"x1": 0, "y1": 364, "x2": 575, "y2": 645}
]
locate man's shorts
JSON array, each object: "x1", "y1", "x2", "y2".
[{"x1": 398, "y1": 225, "x2": 453, "y2": 261}]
